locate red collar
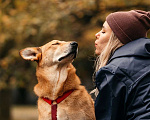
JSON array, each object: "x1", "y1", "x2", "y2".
[{"x1": 42, "y1": 90, "x2": 74, "y2": 120}]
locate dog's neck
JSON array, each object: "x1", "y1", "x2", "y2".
[{"x1": 34, "y1": 63, "x2": 80, "y2": 100}]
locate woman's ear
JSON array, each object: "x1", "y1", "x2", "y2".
[{"x1": 19, "y1": 47, "x2": 42, "y2": 61}]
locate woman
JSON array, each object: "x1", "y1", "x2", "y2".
[{"x1": 94, "y1": 10, "x2": 150, "y2": 120}]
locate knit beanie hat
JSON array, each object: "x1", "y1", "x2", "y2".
[{"x1": 106, "y1": 10, "x2": 150, "y2": 44}]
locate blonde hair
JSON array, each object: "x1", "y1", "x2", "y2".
[
  {"x1": 94, "y1": 32, "x2": 124, "y2": 72},
  {"x1": 91, "y1": 32, "x2": 124, "y2": 97}
]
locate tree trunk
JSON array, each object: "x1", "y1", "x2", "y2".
[{"x1": 0, "y1": 89, "x2": 11, "y2": 120}]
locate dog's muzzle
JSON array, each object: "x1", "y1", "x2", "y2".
[
  {"x1": 70, "y1": 42, "x2": 78, "y2": 58},
  {"x1": 58, "y1": 42, "x2": 78, "y2": 61}
]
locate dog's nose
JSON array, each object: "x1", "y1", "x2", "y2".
[{"x1": 70, "y1": 42, "x2": 78, "y2": 47}]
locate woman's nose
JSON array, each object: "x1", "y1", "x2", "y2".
[{"x1": 95, "y1": 32, "x2": 100, "y2": 39}]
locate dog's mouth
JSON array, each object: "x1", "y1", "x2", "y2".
[
  {"x1": 58, "y1": 49, "x2": 77, "y2": 62},
  {"x1": 58, "y1": 42, "x2": 78, "y2": 62}
]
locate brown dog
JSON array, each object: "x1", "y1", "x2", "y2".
[{"x1": 20, "y1": 40, "x2": 95, "y2": 120}]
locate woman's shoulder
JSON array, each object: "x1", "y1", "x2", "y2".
[
  {"x1": 108, "y1": 38, "x2": 150, "y2": 64},
  {"x1": 105, "y1": 38, "x2": 150, "y2": 80},
  {"x1": 97, "y1": 57, "x2": 150, "y2": 91}
]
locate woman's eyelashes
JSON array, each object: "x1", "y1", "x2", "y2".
[
  {"x1": 100, "y1": 29, "x2": 105, "y2": 34},
  {"x1": 101, "y1": 31, "x2": 105, "y2": 34}
]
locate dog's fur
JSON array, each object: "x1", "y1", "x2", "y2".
[{"x1": 20, "y1": 40, "x2": 95, "y2": 120}]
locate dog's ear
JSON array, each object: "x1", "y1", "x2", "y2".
[{"x1": 19, "y1": 47, "x2": 42, "y2": 61}]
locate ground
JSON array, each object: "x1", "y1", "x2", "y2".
[{"x1": 11, "y1": 105, "x2": 38, "y2": 120}]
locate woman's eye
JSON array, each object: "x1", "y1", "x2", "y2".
[
  {"x1": 52, "y1": 43, "x2": 59, "y2": 45},
  {"x1": 101, "y1": 31, "x2": 105, "y2": 34}
]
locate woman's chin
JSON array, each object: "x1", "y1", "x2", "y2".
[{"x1": 95, "y1": 50, "x2": 100, "y2": 55}]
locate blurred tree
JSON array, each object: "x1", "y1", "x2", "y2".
[{"x1": 0, "y1": 0, "x2": 150, "y2": 119}]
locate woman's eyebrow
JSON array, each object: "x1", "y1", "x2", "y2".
[{"x1": 102, "y1": 26, "x2": 105, "y2": 29}]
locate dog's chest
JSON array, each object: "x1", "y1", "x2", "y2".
[{"x1": 57, "y1": 107, "x2": 69, "y2": 120}]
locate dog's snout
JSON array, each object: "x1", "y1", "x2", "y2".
[{"x1": 70, "y1": 42, "x2": 78, "y2": 47}]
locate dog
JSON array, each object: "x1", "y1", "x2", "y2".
[{"x1": 20, "y1": 40, "x2": 95, "y2": 120}]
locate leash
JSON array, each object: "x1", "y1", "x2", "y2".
[{"x1": 42, "y1": 90, "x2": 74, "y2": 120}]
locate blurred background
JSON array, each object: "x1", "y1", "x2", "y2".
[{"x1": 0, "y1": 0, "x2": 150, "y2": 120}]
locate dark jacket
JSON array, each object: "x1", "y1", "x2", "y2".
[{"x1": 95, "y1": 38, "x2": 150, "y2": 120}]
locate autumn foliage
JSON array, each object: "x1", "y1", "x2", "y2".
[{"x1": 0, "y1": 0, "x2": 150, "y2": 90}]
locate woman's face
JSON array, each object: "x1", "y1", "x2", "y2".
[{"x1": 95, "y1": 21, "x2": 112, "y2": 55}]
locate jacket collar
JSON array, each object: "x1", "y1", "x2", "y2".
[{"x1": 108, "y1": 38, "x2": 150, "y2": 63}]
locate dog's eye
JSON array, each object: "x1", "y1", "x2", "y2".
[{"x1": 52, "y1": 43, "x2": 59, "y2": 45}]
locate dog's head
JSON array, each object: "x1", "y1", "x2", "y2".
[{"x1": 20, "y1": 40, "x2": 78, "y2": 67}]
